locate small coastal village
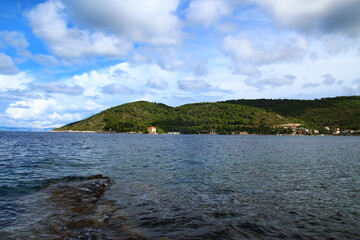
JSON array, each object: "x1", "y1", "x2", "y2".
[{"x1": 143, "y1": 125, "x2": 360, "y2": 136}]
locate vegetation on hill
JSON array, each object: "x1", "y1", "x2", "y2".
[
  {"x1": 55, "y1": 96, "x2": 360, "y2": 134},
  {"x1": 223, "y1": 96, "x2": 360, "y2": 130},
  {"x1": 55, "y1": 101, "x2": 297, "y2": 134},
  {"x1": 58, "y1": 101, "x2": 172, "y2": 132}
]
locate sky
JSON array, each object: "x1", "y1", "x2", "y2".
[{"x1": 0, "y1": 0, "x2": 360, "y2": 129}]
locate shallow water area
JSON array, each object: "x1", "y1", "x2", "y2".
[{"x1": 1, "y1": 132, "x2": 360, "y2": 239}]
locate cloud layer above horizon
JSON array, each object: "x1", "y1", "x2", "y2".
[{"x1": 1, "y1": 0, "x2": 360, "y2": 128}]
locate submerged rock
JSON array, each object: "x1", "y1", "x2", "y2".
[{"x1": 2, "y1": 175, "x2": 147, "y2": 240}]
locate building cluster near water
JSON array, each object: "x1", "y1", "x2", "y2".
[
  {"x1": 146, "y1": 126, "x2": 180, "y2": 135},
  {"x1": 273, "y1": 124, "x2": 360, "y2": 136},
  {"x1": 55, "y1": 126, "x2": 359, "y2": 136},
  {"x1": 146, "y1": 125, "x2": 360, "y2": 136}
]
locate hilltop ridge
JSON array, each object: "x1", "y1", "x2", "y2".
[{"x1": 54, "y1": 96, "x2": 360, "y2": 135}]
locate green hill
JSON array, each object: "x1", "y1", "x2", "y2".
[
  {"x1": 55, "y1": 101, "x2": 297, "y2": 134},
  {"x1": 57, "y1": 101, "x2": 173, "y2": 132},
  {"x1": 55, "y1": 96, "x2": 360, "y2": 134},
  {"x1": 223, "y1": 96, "x2": 360, "y2": 130}
]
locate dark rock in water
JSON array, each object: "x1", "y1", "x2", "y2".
[
  {"x1": 3, "y1": 175, "x2": 147, "y2": 240},
  {"x1": 48, "y1": 175, "x2": 112, "y2": 213},
  {"x1": 43, "y1": 175, "x2": 146, "y2": 240}
]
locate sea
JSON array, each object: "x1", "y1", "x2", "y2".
[{"x1": 0, "y1": 132, "x2": 359, "y2": 240}]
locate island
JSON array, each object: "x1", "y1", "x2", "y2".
[{"x1": 53, "y1": 96, "x2": 360, "y2": 136}]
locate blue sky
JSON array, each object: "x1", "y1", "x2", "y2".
[{"x1": 1, "y1": 0, "x2": 360, "y2": 129}]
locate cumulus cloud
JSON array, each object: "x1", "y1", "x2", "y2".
[
  {"x1": 0, "y1": 31, "x2": 29, "y2": 51},
  {"x1": 177, "y1": 78, "x2": 213, "y2": 92},
  {"x1": 147, "y1": 77, "x2": 168, "y2": 90},
  {"x1": 26, "y1": 0, "x2": 132, "y2": 60},
  {"x1": 177, "y1": 77, "x2": 231, "y2": 93},
  {"x1": 187, "y1": 0, "x2": 231, "y2": 27},
  {"x1": 0, "y1": 31, "x2": 59, "y2": 66},
  {"x1": 222, "y1": 35, "x2": 308, "y2": 66},
  {"x1": 222, "y1": 34, "x2": 308, "y2": 78},
  {"x1": 4, "y1": 96, "x2": 106, "y2": 128},
  {"x1": 321, "y1": 74, "x2": 336, "y2": 85},
  {"x1": 0, "y1": 90, "x2": 41, "y2": 101},
  {"x1": 5, "y1": 98, "x2": 82, "y2": 128},
  {"x1": 302, "y1": 82, "x2": 320, "y2": 89},
  {"x1": 6, "y1": 98, "x2": 59, "y2": 121},
  {"x1": 32, "y1": 82, "x2": 84, "y2": 95},
  {"x1": 255, "y1": 0, "x2": 360, "y2": 37},
  {"x1": 67, "y1": 62, "x2": 139, "y2": 97},
  {"x1": 343, "y1": 78, "x2": 360, "y2": 95},
  {"x1": 0, "y1": 72, "x2": 32, "y2": 92},
  {"x1": 0, "y1": 53, "x2": 19, "y2": 75},
  {"x1": 101, "y1": 83, "x2": 137, "y2": 95},
  {"x1": 64, "y1": 0, "x2": 182, "y2": 45},
  {"x1": 245, "y1": 74, "x2": 296, "y2": 89},
  {"x1": 192, "y1": 61, "x2": 209, "y2": 77}
]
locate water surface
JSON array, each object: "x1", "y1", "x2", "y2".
[{"x1": 0, "y1": 132, "x2": 359, "y2": 239}]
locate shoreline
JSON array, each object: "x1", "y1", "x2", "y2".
[{"x1": 49, "y1": 130, "x2": 359, "y2": 136}]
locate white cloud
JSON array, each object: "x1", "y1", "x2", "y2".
[
  {"x1": 222, "y1": 34, "x2": 308, "y2": 79},
  {"x1": 216, "y1": 22, "x2": 238, "y2": 34},
  {"x1": 0, "y1": 31, "x2": 59, "y2": 66},
  {"x1": 187, "y1": 0, "x2": 231, "y2": 27},
  {"x1": 31, "y1": 54, "x2": 59, "y2": 66},
  {"x1": 255, "y1": 0, "x2": 360, "y2": 37},
  {"x1": 301, "y1": 74, "x2": 345, "y2": 90},
  {"x1": 0, "y1": 72, "x2": 32, "y2": 92},
  {"x1": 47, "y1": 112, "x2": 81, "y2": 122},
  {"x1": 302, "y1": 82, "x2": 320, "y2": 89},
  {"x1": 0, "y1": 90, "x2": 40, "y2": 101},
  {"x1": 69, "y1": 63, "x2": 134, "y2": 97},
  {"x1": 147, "y1": 77, "x2": 169, "y2": 90},
  {"x1": 245, "y1": 74, "x2": 296, "y2": 89},
  {"x1": 102, "y1": 84, "x2": 137, "y2": 95},
  {"x1": 222, "y1": 35, "x2": 308, "y2": 66},
  {"x1": 5, "y1": 98, "x2": 58, "y2": 121},
  {"x1": 0, "y1": 53, "x2": 19, "y2": 75},
  {"x1": 0, "y1": 31, "x2": 29, "y2": 50},
  {"x1": 4, "y1": 96, "x2": 105, "y2": 128},
  {"x1": 177, "y1": 78, "x2": 213, "y2": 92},
  {"x1": 68, "y1": 62, "x2": 182, "y2": 100},
  {"x1": 343, "y1": 78, "x2": 360, "y2": 95},
  {"x1": 177, "y1": 77, "x2": 230, "y2": 93},
  {"x1": 32, "y1": 82, "x2": 84, "y2": 95},
  {"x1": 26, "y1": 0, "x2": 132, "y2": 60},
  {"x1": 321, "y1": 74, "x2": 336, "y2": 86},
  {"x1": 64, "y1": 0, "x2": 182, "y2": 45}
]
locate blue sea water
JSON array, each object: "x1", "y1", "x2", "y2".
[{"x1": 0, "y1": 132, "x2": 359, "y2": 239}]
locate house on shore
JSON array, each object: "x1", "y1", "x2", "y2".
[
  {"x1": 147, "y1": 127, "x2": 157, "y2": 134},
  {"x1": 333, "y1": 128, "x2": 341, "y2": 135}
]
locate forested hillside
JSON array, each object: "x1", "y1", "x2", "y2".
[
  {"x1": 223, "y1": 96, "x2": 360, "y2": 130},
  {"x1": 55, "y1": 101, "x2": 297, "y2": 134},
  {"x1": 55, "y1": 96, "x2": 360, "y2": 134}
]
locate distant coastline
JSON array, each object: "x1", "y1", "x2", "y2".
[
  {"x1": 50, "y1": 129, "x2": 360, "y2": 136},
  {"x1": 53, "y1": 96, "x2": 360, "y2": 136}
]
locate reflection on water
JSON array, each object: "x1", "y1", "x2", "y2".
[{"x1": 0, "y1": 132, "x2": 360, "y2": 239}]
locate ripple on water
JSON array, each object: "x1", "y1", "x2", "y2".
[
  {"x1": 0, "y1": 175, "x2": 148, "y2": 240},
  {"x1": 1, "y1": 133, "x2": 360, "y2": 239}
]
